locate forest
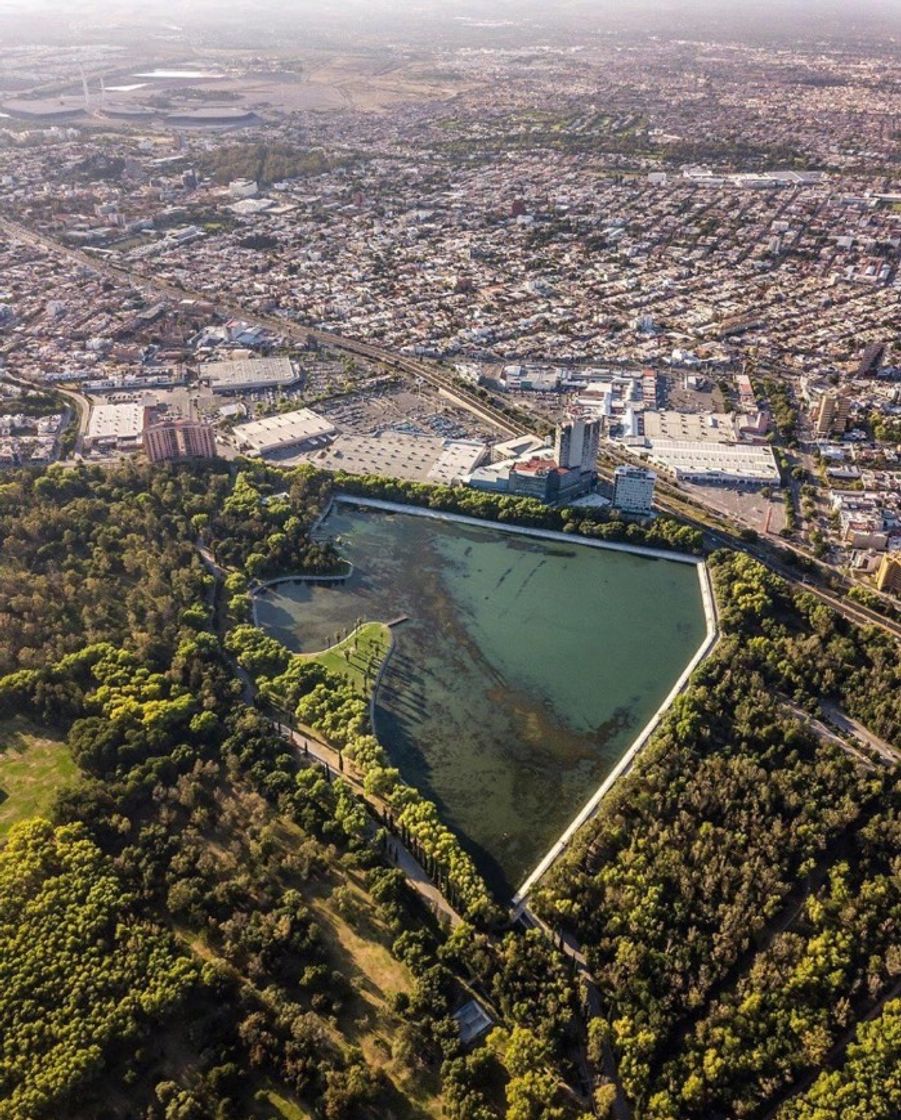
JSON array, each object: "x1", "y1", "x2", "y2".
[
  {"x1": 533, "y1": 550, "x2": 900, "y2": 1119},
  {"x1": 0, "y1": 459, "x2": 898, "y2": 1120},
  {"x1": 0, "y1": 460, "x2": 590, "y2": 1120}
]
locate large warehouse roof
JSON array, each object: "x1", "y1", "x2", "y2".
[
  {"x1": 644, "y1": 438, "x2": 780, "y2": 483},
  {"x1": 200, "y1": 356, "x2": 297, "y2": 393},
  {"x1": 303, "y1": 432, "x2": 487, "y2": 484},
  {"x1": 233, "y1": 408, "x2": 335, "y2": 455},
  {"x1": 86, "y1": 402, "x2": 146, "y2": 443}
]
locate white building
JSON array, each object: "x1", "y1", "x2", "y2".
[
  {"x1": 613, "y1": 466, "x2": 656, "y2": 515},
  {"x1": 200, "y1": 356, "x2": 298, "y2": 394},
  {"x1": 304, "y1": 432, "x2": 487, "y2": 484},
  {"x1": 228, "y1": 178, "x2": 259, "y2": 199},
  {"x1": 233, "y1": 408, "x2": 335, "y2": 456},
  {"x1": 643, "y1": 440, "x2": 780, "y2": 484},
  {"x1": 85, "y1": 401, "x2": 146, "y2": 449}
]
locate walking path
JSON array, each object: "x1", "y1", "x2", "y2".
[
  {"x1": 329, "y1": 492, "x2": 719, "y2": 909},
  {"x1": 519, "y1": 907, "x2": 632, "y2": 1120},
  {"x1": 274, "y1": 720, "x2": 463, "y2": 929},
  {"x1": 820, "y1": 700, "x2": 899, "y2": 766},
  {"x1": 760, "y1": 976, "x2": 901, "y2": 1120},
  {"x1": 337, "y1": 493, "x2": 703, "y2": 564},
  {"x1": 512, "y1": 557, "x2": 718, "y2": 909},
  {"x1": 780, "y1": 698, "x2": 878, "y2": 770}
]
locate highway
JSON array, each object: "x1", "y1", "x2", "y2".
[{"x1": 2, "y1": 213, "x2": 899, "y2": 643}]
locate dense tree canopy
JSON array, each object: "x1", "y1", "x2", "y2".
[
  {"x1": 0, "y1": 819, "x2": 196, "y2": 1120},
  {"x1": 0, "y1": 459, "x2": 897, "y2": 1120},
  {"x1": 534, "y1": 551, "x2": 901, "y2": 1115}
]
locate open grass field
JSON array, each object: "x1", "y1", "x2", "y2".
[
  {"x1": 0, "y1": 717, "x2": 77, "y2": 839},
  {"x1": 301, "y1": 621, "x2": 392, "y2": 698},
  {"x1": 257, "y1": 1089, "x2": 314, "y2": 1120}
]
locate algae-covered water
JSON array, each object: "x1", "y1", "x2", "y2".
[{"x1": 255, "y1": 504, "x2": 706, "y2": 898}]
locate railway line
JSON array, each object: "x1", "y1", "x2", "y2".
[{"x1": 2, "y1": 214, "x2": 899, "y2": 643}]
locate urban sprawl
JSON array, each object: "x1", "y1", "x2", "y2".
[{"x1": 1, "y1": 28, "x2": 900, "y2": 596}]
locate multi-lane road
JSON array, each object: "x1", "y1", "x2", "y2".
[{"x1": 2, "y1": 213, "x2": 899, "y2": 642}]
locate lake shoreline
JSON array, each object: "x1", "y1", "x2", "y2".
[{"x1": 258, "y1": 499, "x2": 712, "y2": 899}]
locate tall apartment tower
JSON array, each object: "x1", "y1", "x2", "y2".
[
  {"x1": 613, "y1": 465, "x2": 656, "y2": 515},
  {"x1": 144, "y1": 419, "x2": 217, "y2": 464},
  {"x1": 875, "y1": 554, "x2": 901, "y2": 595},
  {"x1": 815, "y1": 392, "x2": 850, "y2": 437},
  {"x1": 554, "y1": 417, "x2": 601, "y2": 473}
]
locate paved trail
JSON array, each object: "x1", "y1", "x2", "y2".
[{"x1": 276, "y1": 721, "x2": 463, "y2": 928}]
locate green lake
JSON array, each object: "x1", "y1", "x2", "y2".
[{"x1": 255, "y1": 504, "x2": 707, "y2": 898}]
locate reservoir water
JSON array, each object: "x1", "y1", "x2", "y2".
[{"x1": 255, "y1": 504, "x2": 707, "y2": 898}]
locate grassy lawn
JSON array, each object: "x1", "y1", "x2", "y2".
[
  {"x1": 306, "y1": 876, "x2": 444, "y2": 1118},
  {"x1": 300, "y1": 621, "x2": 392, "y2": 698},
  {"x1": 0, "y1": 717, "x2": 77, "y2": 839},
  {"x1": 255, "y1": 1089, "x2": 313, "y2": 1120}
]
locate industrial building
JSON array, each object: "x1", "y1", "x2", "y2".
[
  {"x1": 144, "y1": 420, "x2": 217, "y2": 463},
  {"x1": 642, "y1": 439, "x2": 780, "y2": 484},
  {"x1": 613, "y1": 466, "x2": 657, "y2": 514},
  {"x1": 615, "y1": 407, "x2": 780, "y2": 485},
  {"x1": 200, "y1": 356, "x2": 299, "y2": 394},
  {"x1": 233, "y1": 408, "x2": 335, "y2": 456}
]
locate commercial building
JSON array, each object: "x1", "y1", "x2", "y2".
[
  {"x1": 555, "y1": 417, "x2": 601, "y2": 473},
  {"x1": 490, "y1": 434, "x2": 548, "y2": 463},
  {"x1": 642, "y1": 439, "x2": 780, "y2": 484},
  {"x1": 465, "y1": 420, "x2": 598, "y2": 504},
  {"x1": 615, "y1": 407, "x2": 780, "y2": 485},
  {"x1": 200, "y1": 356, "x2": 299, "y2": 394},
  {"x1": 233, "y1": 407, "x2": 335, "y2": 456},
  {"x1": 144, "y1": 419, "x2": 217, "y2": 463},
  {"x1": 85, "y1": 401, "x2": 146, "y2": 450},
  {"x1": 508, "y1": 458, "x2": 586, "y2": 504},
  {"x1": 875, "y1": 554, "x2": 901, "y2": 594},
  {"x1": 613, "y1": 466, "x2": 657, "y2": 514}
]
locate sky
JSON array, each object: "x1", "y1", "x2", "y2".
[{"x1": 1, "y1": 0, "x2": 900, "y2": 43}]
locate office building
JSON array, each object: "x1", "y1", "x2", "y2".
[
  {"x1": 144, "y1": 419, "x2": 217, "y2": 463},
  {"x1": 554, "y1": 417, "x2": 601, "y2": 473},
  {"x1": 507, "y1": 459, "x2": 589, "y2": 504},
  {"x1": 613, "y1": 466, "x2": 656, "y2": 515}
]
